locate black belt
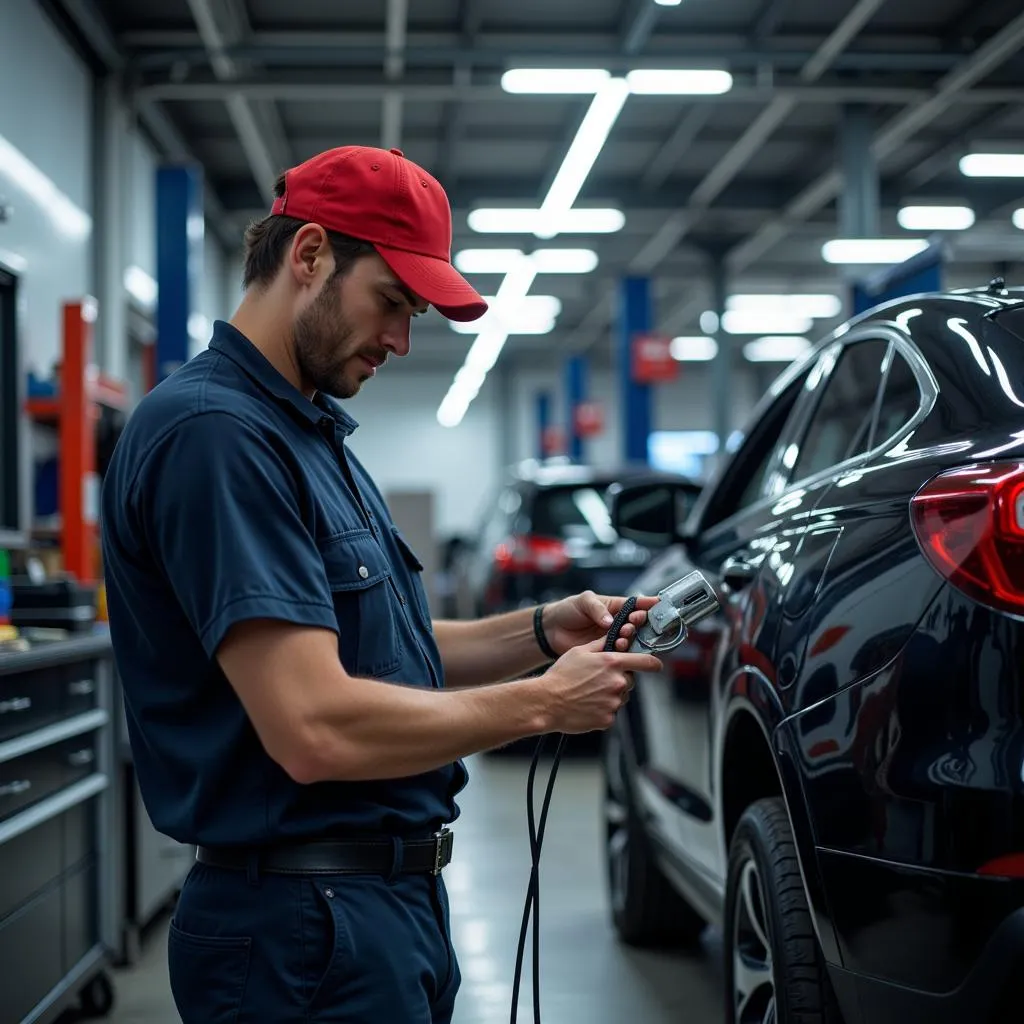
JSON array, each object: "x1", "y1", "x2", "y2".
[{"x1": 196, "y1": 827, "x2": 454, "y2": 877}]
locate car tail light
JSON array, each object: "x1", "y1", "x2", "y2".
[
  {"x1": 493, "y1": 535, "x2": 571, "y2": 574},
  {"x1": 910, "y1": 461, "x2": 1024, "y2": 615}
]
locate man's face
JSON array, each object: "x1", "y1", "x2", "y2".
[{"x1": 293, "y1": 250, "x2": 427, "y2": 399}]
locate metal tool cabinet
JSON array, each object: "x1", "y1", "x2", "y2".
[{"x1": 0, "y1": 635, "x2": 118, "y2": 1024}]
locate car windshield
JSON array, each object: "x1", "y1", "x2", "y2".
[{"x1": 530, "y1": 485, "x2": 620, "y2": 546}]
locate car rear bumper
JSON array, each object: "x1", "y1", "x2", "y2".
[{"x1": 819, "y1": 849, "x2": 1024, "y2": 1024}]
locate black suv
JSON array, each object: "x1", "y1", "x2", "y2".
[{"x1": 603, "y1": 286, "x2": 1024, "y2": 1024}]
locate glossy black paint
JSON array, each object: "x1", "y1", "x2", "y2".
[{"x1": 615, "y1": 288, "x2": 1024, "y2": 1023}]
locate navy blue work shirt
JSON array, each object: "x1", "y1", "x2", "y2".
[{"x1": 101, "y1": 320, "x2": 469, "y2": 847}]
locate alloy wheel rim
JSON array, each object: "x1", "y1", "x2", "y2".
[
  {"x1": 603, "y1": 732, "x2": 630, "y2": 914},
  {"x1": 733, "y1": 858, "x2": 776, "y2": 1024}
]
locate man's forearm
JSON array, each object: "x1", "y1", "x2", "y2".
[
  {"x1": 295, "y1": 671, "x2": 555, "y2": 783},
  {"x1": 432, "y1": 608, "x2": 550, "y2": 688}
]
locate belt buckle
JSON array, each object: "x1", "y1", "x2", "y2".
[{"x1": 432, "y1": 827, "x2": 454, "y2": 875}]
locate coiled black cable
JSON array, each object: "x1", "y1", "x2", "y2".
[{"x1": 510, "y1": 596, "x2": 639, "y2": 1024}]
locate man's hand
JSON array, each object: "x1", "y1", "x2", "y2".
[{"x1": 542, "y1": 590, "x2": 660, "y2": 655}]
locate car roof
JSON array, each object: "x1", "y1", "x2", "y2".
[{"x1": 503, "y1": 459, "x2": 698, "y2": 490}]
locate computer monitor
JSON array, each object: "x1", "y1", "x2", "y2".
[{"x1": 0, "y1": 266, "x2": 26, "y2": 548}]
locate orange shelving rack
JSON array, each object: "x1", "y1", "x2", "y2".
[{"x1": 24, "y1": 299, "x2": 128, "y2": 583}]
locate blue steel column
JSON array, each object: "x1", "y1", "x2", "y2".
[
  {"x1": 535, "y1": 391, "x2": 552, "y2": 460},
  {"x1": 618, "y1": 277, "x2": 652, "y2": 465},
  {"x1": 565, "y1": 354, "x2": 587, "y2": 463},
  {"x1": 156, "y1": 165, "x2": 204, "y2": 382}
]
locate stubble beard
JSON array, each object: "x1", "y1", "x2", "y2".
[{"x1": 293, "y1": 276, "x2": 365, "y2": 400}]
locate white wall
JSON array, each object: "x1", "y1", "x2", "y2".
[
  {"x1": 0, "y1": 1, "x2": 93, "y2": 377},
  {"x1": 345, "y1": 369, "x2": 504, "y2": 538}
]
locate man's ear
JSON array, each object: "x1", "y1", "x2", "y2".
[{"x1": 288, "y1": 224, "x2": 332, "y2": 285}]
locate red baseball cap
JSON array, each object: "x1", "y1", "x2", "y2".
[{"x1": 269, "y1": 146, "x2": 487, "y2": 322}]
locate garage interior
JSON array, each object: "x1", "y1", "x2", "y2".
[{"x1": 2, "y1": 1, "x2": 1024, "y2": 1023}]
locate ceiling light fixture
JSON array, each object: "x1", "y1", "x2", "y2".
[
  {"x1": 1013, "y1": 209, "x2": 1024, "y2": 230},
  {"x1": 721, "y1": 310, "x2": 814, "y2": 335},
  {"x1": 500, "y1": 68, "x2": 612, "y2": 94},
  {"x1": 670, "y1": 336, "x2": 718, "y2": 361},
  {"x1": 959, "y1": 153, "x2": 1024, "y2": 178},
  {"x1": 626, "y1": 69, "x2": 733, "y2": 95},
  {"x1": 454, "y1": 248, "x2": 599, "y2": 274},
  {"x1": 743, "y1": 337, "x2": 813, "y2": 362},
  {"x1": 449, "y1": 294, "x2": 562, "y2": 335},
  {"x1": 534, "y1": 77, "x2": 631, "y2": 239},
  {"x1": 468, "y1": 207, "x2": 625, "y2": 234},
  {"x1": 897, "y1": 205, "x2": 975, "y2": 231},
  {"x1": 821, "y1": 238, "x2": 930, "y2": 264},
  {"x1": 726, "y1": 294, "x2": 842, "y2": 319}
]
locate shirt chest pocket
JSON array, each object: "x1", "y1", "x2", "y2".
[{"x1": 318, "y1": 530, "x2": 403, "y2": 678}]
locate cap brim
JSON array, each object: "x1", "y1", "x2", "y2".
[{"x1": 375, "y1": 245, "x2": 488, "y2": 323}]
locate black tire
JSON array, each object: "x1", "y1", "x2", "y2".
[
  {"x1": 80, "y1": 971, "x2": 115, "y2": 1017},
  {"x1": 602, "y1": 727, "x2": 706, "y2": 948},
  {"x1": 724, "y1": 797, "x2": 843, "y2": 1024}
]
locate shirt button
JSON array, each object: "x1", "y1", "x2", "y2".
[
  {"x1": 399, "y1": 595, "x2": 406, "y2": 606},
  {"x1": 358, "y1": 566, "x2": 369, "y2": 579},
  {"x1": 325, "y1": 887, "x2": 335, "y2": 899}
]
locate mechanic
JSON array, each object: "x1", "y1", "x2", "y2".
[{"x1": 100, "y1": 144, "x2": 663, "y2": 1024}]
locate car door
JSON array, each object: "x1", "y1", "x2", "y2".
[{"x1": 627, "y1": 354, "x2": 826, "y2": 885}]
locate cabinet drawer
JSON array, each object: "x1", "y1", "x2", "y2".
[
  {"x1": 63, "y1": 796, "x2": 97, "y2": 873},
  {"x1": 0, "y1": 813, "x2": 62, "y2": 923},
  {"x1": 0, "y1": 883, "x2": 63, "y2": 1024},
  {"x1": 63, "y1": 857, "x2": 97, "y2": 975},
  {"x1": 0, "y1": 734, "x2": 99, "y2": 823},
  {"x1": 0, "y1": 662, "x2": 101, "y2": 743}
]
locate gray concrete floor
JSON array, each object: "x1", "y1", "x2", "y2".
[{"x1": 92, "y1": 753, "x2": 724, "y2": 1023}]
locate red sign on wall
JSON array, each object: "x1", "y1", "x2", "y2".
[
  {"x1": 542, "y1": 425, "x2": 565, "y2": 455},
  {"x1": 573, "y1": 401, "x2": 604, "y2": 437},
  {"x1": 631, "y1": 333, "x2": 678, "y2": 384}
]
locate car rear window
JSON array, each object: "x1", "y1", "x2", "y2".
[{"x1": 530, "y1": 485, "x2": 620, "y2": 544}]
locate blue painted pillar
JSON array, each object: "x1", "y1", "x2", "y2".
[
  {"x1": 535, "y1": 391, "x2": 552, "y2": 460},
  {"x1": 618, "y1": 277, "x2": 653, "y2": 465},
  {"x1": 156, "y1": 165, "x2": 204, "y2": 382},
  {"x1": 565, "y1": 354, "x2": 587, "y2": 463}
]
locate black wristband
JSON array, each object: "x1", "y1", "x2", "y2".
[{"x1": 533, "y1": 604, "x2": 559, "y2": 661}]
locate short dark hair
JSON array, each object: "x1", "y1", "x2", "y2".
[{"x1": 241, "y1": 173, "x2": 376, "y2": 290}]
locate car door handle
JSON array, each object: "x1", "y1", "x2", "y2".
[{"x1": 720, "y1": 556, "x2": 757, "y2": 592}]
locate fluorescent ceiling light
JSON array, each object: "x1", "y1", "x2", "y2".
[
  {"x1": 959, "y1": 153, "x2": 1024, "y2": 177},
  {"x1": 501, "y1": 68, "x2": 611, "y2": 94},
  {"x1": 0, "y1": 132, "x2": 92, "y2": 240},
  {"x1": 654, "y1": 0, "x2": 684, "y2": 5},
  {"x1": 535, "y1": 77, "x2": 631, "y2": 240},
  {"x1": 626, "y1": 69, "x2": 733, "y2": 95},
  {"x1": 454, "y1": 248, "x2": 598, "y2": 274},
  {"x1": 454, "y1": 249, "x2": 524, "y2": 274},
  {"x1": 821, "y1": 238, "x2": 930, "y2": 264},
  {"x1": 722, "y1": 310, "x2": 813, "y2": 335},
  {"x1": 449, "y1": 295, "x2": 562, "y2": 335},
  {"x1": 1012, "y1": 209, "x2": 1024, "y2": 230},
  {"x1": 897, "y1": 205, "x2": 975, "y2": 231},
  {"x1": 468, "y1": 207, "x2": 625, "y2": 234},
  {"x1": 670, "y1": 336, "x2": 718, "y2": 361},
  {"x1": 726, "y1": 294, "x2": 841, "y2": 319},
  {"x1": 531, "y1": 249, "x2": 598, "y2": 273},
  {"x1": 744, "y1": 337, "x2": 813, "y2": 362},
  {"x1": 124, "y1": 265, "x2": 158, "y2": 307}
]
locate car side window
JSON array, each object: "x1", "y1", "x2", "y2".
[
  {"x1": 788, "y1": 339, "x2": 890, "y2": 483},
  {"x1": 700, "y1": 368, "x2": 810, "y2": 529},
  {"x1": 871, "y1": 348, "x2": 922, "y2": 446}
]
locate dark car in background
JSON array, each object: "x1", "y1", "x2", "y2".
[
  {"x1": 602, "y1": 284, "x2": 1024, "y2": 1024},
  {"x1": 464, "y1": 459, "x2": 701, "y2": 618}
]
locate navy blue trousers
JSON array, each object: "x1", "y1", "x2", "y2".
[{"x1": 168, "y1": 860, "x2": 461, "y2": 1022}]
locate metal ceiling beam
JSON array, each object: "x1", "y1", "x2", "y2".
[
  {"x1": 728, "y1": 7, "x2": 1024, "y2": 273},
  {"x1": 185, "y1": 0, "x2": 290, "y2": 204},
  {"x1": 381, "y1": 0, "x2": 409, "y2": 150},
  {"x1": 621, "y1": 0, "x2": 661, "y2": 54},
  {"x1": 627, "y1": 0, "x2": 889, "y2": 274},
  {"x1": 122, "y1": 32, "x2": 972, "y2": 73},
  {"x1": 134, "y1": 79, "x2": 1024, "y2": 106},
  {"x1": 752, "y1": 0, "x2": 790, "y2": 42}
]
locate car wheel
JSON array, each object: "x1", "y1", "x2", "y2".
[
  {"x1": 602, "y1": 726, "x2": 706, "y2": 948},
  {"x1": 725, "y1": 797, "x2": 843, "y2": 1024}
]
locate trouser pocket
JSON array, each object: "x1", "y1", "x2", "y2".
[
  {"x1": 167, "y1": 920, "x2": 252, "y2": 1024},
  {"x1": 305, "y1": 878, "x2": 357, "y2": 1015}
]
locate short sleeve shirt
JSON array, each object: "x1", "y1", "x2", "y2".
[{"x1": 101, "y1": 320, "x2": 468, "y2": 847}]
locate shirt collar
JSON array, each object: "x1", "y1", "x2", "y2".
[{"x1": 208, "y1": 320, "x2": 359, "y2": 436}]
